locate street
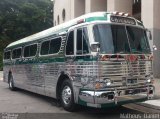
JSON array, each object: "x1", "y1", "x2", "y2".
[{"x1": 0, "y1": 71, "x2": 159, "y2": 119}]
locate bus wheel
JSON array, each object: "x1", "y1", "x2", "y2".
[
  {"x1": 60, "y1": 80, "x2": 76, "y2": 112},
  {"x1": 9, "y1": 75, "x2": 16, "y2": 91}
]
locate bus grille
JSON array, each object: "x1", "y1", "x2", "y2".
[{"x1": 99, "y1": 60, "x2": 152, "y2": 78}]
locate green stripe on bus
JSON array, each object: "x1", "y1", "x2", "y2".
[
  {"x1": 3, "y1": 56, "x2": 97, "y2": 66},
  {"x1": 78, "y1": 97, "x2": 87, "y2": 106},
  {"x1": 85, "y1": 17, "x2": 107, "y2": 22}
]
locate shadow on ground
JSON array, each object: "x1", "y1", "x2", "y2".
[{"x1": 5, "y1": 88, "x2": 143, "y2": 119}]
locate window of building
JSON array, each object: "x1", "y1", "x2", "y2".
[
  {"x1": 49, "y1": 38, "x2": 61, "y2": 54},
  {"x1": 4, "y1": 51, "x2": 11, "y2": 60},
  {"x1": 62, "y1": 9, "x2": 66, "y2": 21},
  {"x1": 57, "y1": 15, "x2": 60, "y2": 24},
  {"x1": 66, "y1": 31, "x2": 74, "y2": 55},
  {"x1": 132, "y1": 0, "x2": 141, "y2": 20},
  {"x1": 133, "y1": 0, "x2": 141, "y2": 4},
  {"x1": 12, "y1": 48, "x2": 22, "y2": 59},
  {"x1": 76, "y1": 28, "x2": 89, "y2": 55},
  {"x1": 24, "y1": 44, "x2": 37, "y2": 57}
]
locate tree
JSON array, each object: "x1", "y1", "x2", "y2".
[{"x1": 0, "y1": 0, "x2": 53, "y2": 70}]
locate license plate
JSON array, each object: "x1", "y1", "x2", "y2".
[{"x1": 126, "y1": 90, "x2": 134, "y2": 95}]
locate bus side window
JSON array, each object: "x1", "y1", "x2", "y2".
[
  {"x1": 4, "y1": 51, "x2": 11, "y2": 60},
  {"x1": 30, "y1": 44, "x2": 37, "y2": 57},
  {"x1": 66, "y1": 31, "x2": 74, "y2": 55},
  {"x1": 77, "y1": 28, "x2": 83, "y2": 54},
  {"x1": 24, "y1": 44, "x2": 37, "y2": 57},
  {"x1": 12, "y1": 48, "x2": 22, "y2": 59},
  {"x1": 24, "y1": 46, "x2": 30, "y2": 57},
  {"x1": 40, "y1": 41, "x2": 50, "y2": 55},
  {"x1": 76, "y1": 27, "x2": 89, "y2": 55},
  {"x1": 49, "y1": 38, "x2": 61, "y2": 54},
  {"x1": 17, "y1": 48, "x2": 22, "y2": 58}
]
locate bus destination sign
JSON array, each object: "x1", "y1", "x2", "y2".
[{"x1": 110, "y1": 16, "x2": 136, "y2": 25}]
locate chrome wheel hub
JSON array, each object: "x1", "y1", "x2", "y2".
[{"x1": 62, "y1": 86, "x2": 72, "y2": 105}]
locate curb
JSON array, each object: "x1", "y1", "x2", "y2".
[{"x1": 136, "y1": 102, "x2": 160, "y2": 111}]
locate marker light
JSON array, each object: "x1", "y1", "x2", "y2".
[
  {"x1": 95, "y1": 83, "x2": 101, "y2": 89},
  {"x1": 112, "y1": 11, "x2": 131, "y2": 17},
  {"x1": 119, "y1": 12, "x2": 125, "y2": 16},
  {"x1": 124, "y1": 13, "x2": 131, "y2": 17},
  {"x1": 77, "y1": 19, "x2": 85, "y2": 24},
  {"x1": 112, "y1": 11, "x2": 119, "y2": 15}
]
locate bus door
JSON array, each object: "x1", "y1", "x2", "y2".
[{"x1": 65, "y1": 27, "x2": 90, "y2": 81}]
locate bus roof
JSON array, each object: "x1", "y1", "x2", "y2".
[{"x1": 6, "y1": 12, "x2": 142, "y2": 49}]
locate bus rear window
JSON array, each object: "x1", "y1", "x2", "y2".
[
  {"x1": 12, "y1": 48, "x2": 22, "y2": 59},
  {"x1": 4, "y1": 51, "x2": 11, "y2": 60}
]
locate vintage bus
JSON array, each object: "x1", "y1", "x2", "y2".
[{"x1": 3, "y1": 12, "x2": 154, "y2": 111}]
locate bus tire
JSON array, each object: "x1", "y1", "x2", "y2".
[
  {"x1": 8, "y1": 75, "x2": 16, "y2": 91},
  {"x1": 60, "y1": 79, "x2": 76, "y2": 112}
]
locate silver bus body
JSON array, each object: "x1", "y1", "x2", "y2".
[{"x1": 3, "y1": 12, "x2": 154, "y2": 110}]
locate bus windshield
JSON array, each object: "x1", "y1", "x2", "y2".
[{"x1": 93, "y1": 24, "x2": 151, "y2": 54}]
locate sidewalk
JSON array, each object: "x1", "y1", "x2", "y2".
[{"x1": 0, "y1": 71, "x2": 3, "y2": 81}]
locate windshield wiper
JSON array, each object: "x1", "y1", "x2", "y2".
[{"x1": 131, "y1": 51, "x2": 143, "y2": 54}]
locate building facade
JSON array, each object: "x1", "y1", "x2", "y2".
[{"x1": 53, "y1": 0, "x2": 160, "y2": 78}]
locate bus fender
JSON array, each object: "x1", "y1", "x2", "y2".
[{"x1": 56, "y1": 72, "x2": 74, "y2": 100}]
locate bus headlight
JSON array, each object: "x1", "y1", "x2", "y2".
[
  {"x1": 147, "y1": 79, "x2": 151, "y2": 83},
  {"x1": 145, "y1": 74, "x2": 154, "y2": 84},
  {"x1": 95, "y1": 78, "x2": 112, "y2": 89},
  {"x1": 146, "y1": 78, "x2": 154, "y2": 84}
]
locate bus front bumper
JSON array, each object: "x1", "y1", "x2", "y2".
[{"x1": 78, "y1": 86, "x2": 154, "y2": 108}]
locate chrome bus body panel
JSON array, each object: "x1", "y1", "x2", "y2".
[
  {"x1": 78, "y1": 85, "x2": 154, "y2": 108},
  {"x1": 3, "y1": 55, "x2": 153, "y2": 103}
]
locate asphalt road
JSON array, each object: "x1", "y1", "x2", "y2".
[{"x1": 0, "y1": 71, "x2": 159, "y2": 119}]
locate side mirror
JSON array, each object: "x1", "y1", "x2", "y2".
[
  {"x1": 90, "y1": 42, "x2": 100, "y2": 52},
  {"x1": 146, "y1": 29, "x2": 152, "y2": 40}
]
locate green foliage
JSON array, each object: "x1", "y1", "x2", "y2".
[{"x1": 0, "y1": 0, "x2": 53, "y2": 70}]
